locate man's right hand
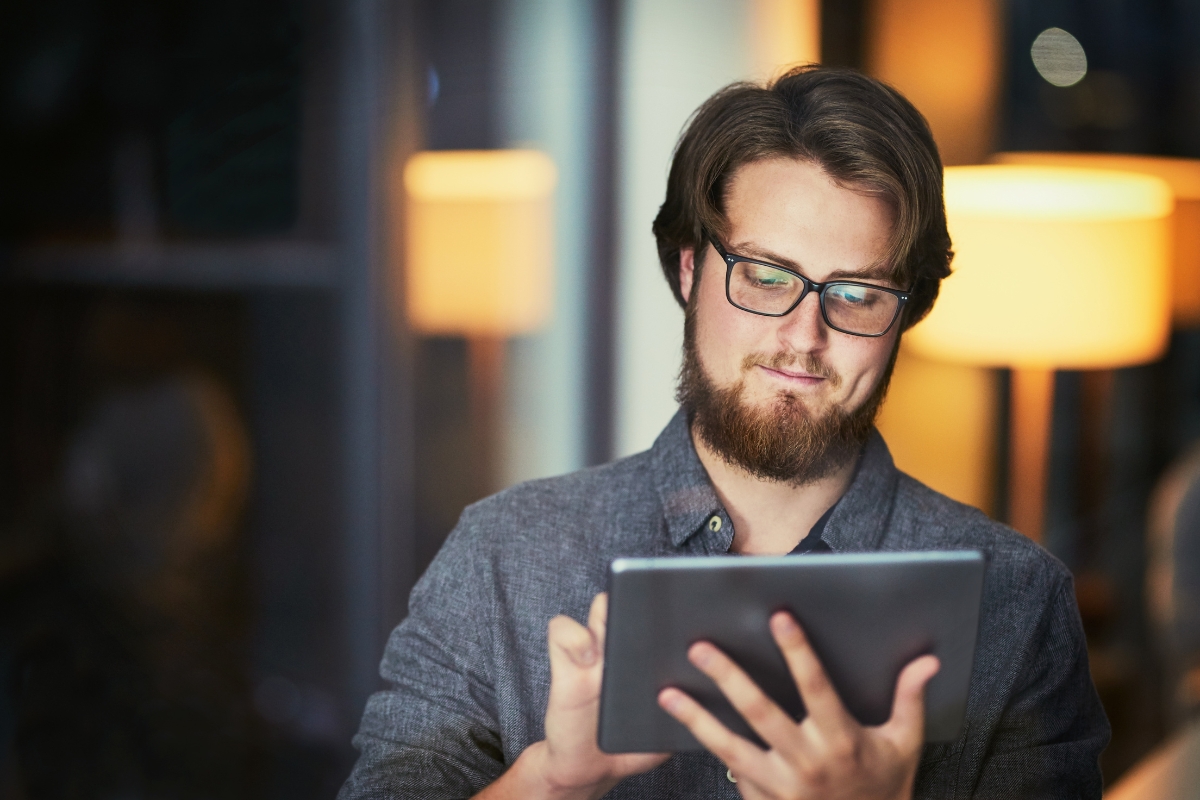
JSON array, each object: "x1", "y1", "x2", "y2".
[{"x1": 475, "y1": 593, "x2": 669, "y2": 800}]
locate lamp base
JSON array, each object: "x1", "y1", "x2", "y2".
[{"x1": 1008, "y1": 368, "x2": 1054, "y2": 542}]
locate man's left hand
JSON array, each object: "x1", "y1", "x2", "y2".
[{"x1": 657, "y1": 611, "x2": 939, "y2": 800}]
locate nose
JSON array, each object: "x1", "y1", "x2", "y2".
[{"x1": 776, "y1": 289, "x2": 829, "y2": 353}]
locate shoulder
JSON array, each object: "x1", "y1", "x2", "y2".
[
  {"x1": 888, "y1": 472, "x2": 1091, "y2": 700},
  {"x1": 407, "y1": 450, "x2": 661, "y2": 631},
  {"x1": 450, "y1": 448, "x2": 659, "y2": 553},
  {"x1": 888, "y1": 471, "x2": 1073, "y2": 596}
]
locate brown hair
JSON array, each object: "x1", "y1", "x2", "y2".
[{"x1": 652, "y1": 65, "x2": 952, "y2": 330}]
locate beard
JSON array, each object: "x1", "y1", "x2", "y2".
[{"x1": 676, "y1": 299, "x2": 898, "y2": 486}]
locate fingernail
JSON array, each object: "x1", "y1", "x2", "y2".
[
  {"x1": 772, "y1": 612, "x2": 797, "y2": 634},
  {"x1": 658, "y1": 689, "x2": 680, "y2": 712},
  {"x1": 689, "y1": 643, "x2": 712, "y2": 668},
  {"x1": 576, "y1": 643, "x2": 597, "y2": 667}
]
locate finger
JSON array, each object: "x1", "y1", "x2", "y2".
[
  {"x1": 547, "y1": 614, "x2": 599, "y2": 671},
  {"x1": 771, "y1": 612, "x2": 856, "y2": 733},
  {"x1": 546, "y1": 615, "x2": 603, "y2": 715},
  {"x1": 588, "y1": 593, "x2": 608, "y2": 652},
  {"x1": 658, "y1": 687, "x2": 772, "y2": 778},
  {"x1": 881, "y1": 654, "x2": 940, "y2": 753},
  {"x1": 687, "y1": 641, "x2": 803, "y2": 750}
]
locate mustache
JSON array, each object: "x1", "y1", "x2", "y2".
[{"x1": 741, "y1": 351, "x2": 841, "y2": 386}]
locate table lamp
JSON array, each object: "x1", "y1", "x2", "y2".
[
  {"x1": 906, "y1": 165, "x2": 1173, "y2": 541},
  {"x1": 403, "y1": 149, "x2": 557, "y2": 491},
  {"x1": 994, "y1": 152, "x2": 1200, "y2": 327}
]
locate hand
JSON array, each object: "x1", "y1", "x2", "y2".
[
  {"x1": 657, "y1": 611, "x2": 939, "y2": 800},
  {"x1": 481, "y1": 593, "x2": 667, "y2": 800}
]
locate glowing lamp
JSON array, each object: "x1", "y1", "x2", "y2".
[
  {"x1": 402, "y1": 149, "x2": 557, "y2": 494},
  {"x1": 403, "y1": 150, "x2": 557, "y2": 337},
  {"x1": 910, "y1": 165, "x2": 1172, "y2": 368},
  {"x1": 994, "y1": 152, "x2": 1200, "y2": 326},
  {"x1": 907, "y1": 165, "x2": 1173, "y2": 540}
]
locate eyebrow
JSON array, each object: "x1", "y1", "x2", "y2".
[{"x1": 726, "y1": 240, "x2": 896, "y2": 283}]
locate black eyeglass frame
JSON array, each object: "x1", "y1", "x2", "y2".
[{"x1": 707, "y1": 236, "x2": 911, "y2": 338}]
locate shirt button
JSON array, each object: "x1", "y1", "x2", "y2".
[
  {"x1": 708, "y1": 515, "x2": 722, "y2": 532},
  {"x1": 726, "y1": 768, "x2": 737, "y2": 783}
]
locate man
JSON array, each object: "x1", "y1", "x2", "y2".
[{"x1": 341, "y1": 66, "x2": 1109, "y2": 799}]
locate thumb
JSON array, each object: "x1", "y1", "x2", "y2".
[
  {"x1": 548, "y1": 614, "x2": 600, "y2": 674},
  {"x1": 588, "y1": 593, "x2": 609, "y2": 652},
  {"x1": 546, "y1": 614, "x2": 603, "y2": 713},
  {"x1": 883, "y1": 654, "x2": 940, "y2": 751}
]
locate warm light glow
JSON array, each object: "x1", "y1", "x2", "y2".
[
  {"x1": 995, "y1": 152, "x2": 1200, "y2": 326},
  {"x1": 1031, "y1": 27, "x2": 1087, "y2": 87},
  {"x1": 403, "y1": 150, "x2": 557, "y2": 336},
  {"x1": 876, "y1": 345, "x2": 997, "y2": 514},
  {"x1": 866, "y1": 0, "x2": 1002, "y2": 165},
  {"x1": 750, "y1": 0, "x2": 820, "y2": 77},
  {"x1": 907, "y1": 165, "x2": 1173, "y2": 369},
  {"x1": 404, "y1": 150, "x2": 557, "y2": 202}
]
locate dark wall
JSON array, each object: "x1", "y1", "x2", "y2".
[
  {"x1": 1000, "y1": 0, "x2": 1200, "y2": 156},
  {"x1": 0, "y1": 0, "x2": 303, "y2": 241}
]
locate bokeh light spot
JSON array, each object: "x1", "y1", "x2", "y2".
[{"x1": 1031, "y1": 27, "x2": 1088, "y2": 87}]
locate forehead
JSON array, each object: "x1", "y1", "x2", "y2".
[{"x1": 722, "y1": 157, "x2": 896, "y2": 281}]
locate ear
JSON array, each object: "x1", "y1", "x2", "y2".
[{"x1": 679, "y1": 247, "x2": 696, "y2": 304}]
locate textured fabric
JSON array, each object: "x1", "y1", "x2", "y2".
[
  {"x1": 790, "y1": 500, "x2": 836, "y2": 553},
  {"x1": 341, "y1": 410, "x2": 1109, "y2": 799}
]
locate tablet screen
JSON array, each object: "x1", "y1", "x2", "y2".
[{"x1": 598, "y1": 550, "x2": 985, "y2": 753}]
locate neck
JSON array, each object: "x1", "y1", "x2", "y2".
[{"x1": 691, "y1": 426, "x2": 858, "y2": 555}]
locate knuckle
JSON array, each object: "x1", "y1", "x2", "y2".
[
  {"x1": 741, "y1": 692, "x2": 773, "y2": 721},
  {"x1": 800, "y1": 670, "x2": 831, "y2": 696},
  {"x1": 796, "y1": 759, "x2": 830, "y2": 788},
  {"x1": 829, "y1": 732, "x2": 861, "y2": 762}
]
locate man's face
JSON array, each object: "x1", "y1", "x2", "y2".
[{"x1": 677, "y1": 156, "x2": 901, "y2": 482}]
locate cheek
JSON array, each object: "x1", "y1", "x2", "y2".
[
  {"x1": 841, "y1": 336, "x2": 897, "y2": 391},
  {"x1": 692, "y1": 273, "x2": 749, "y2": 370},
  {"x1": 698, "y1": 266, "x2": 772, "y2": 342}
]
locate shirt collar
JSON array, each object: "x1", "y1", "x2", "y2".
[
  {"x1": 650, "y1": 410, "x2": 728, "y2": 549},
  {"x1": 820, "y1": 430, "x2": 900, "y2": 552},
  {"x1": 649, "y1": 408, "x2": 901, "y2": 552}
]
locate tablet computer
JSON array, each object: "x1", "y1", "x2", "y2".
[{"x1": 598, "y1": 550, "x2": 985, "y2": 753}]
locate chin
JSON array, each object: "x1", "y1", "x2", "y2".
[{"x1": 760, "y1": 388, "x2": 831, "y2": 420}]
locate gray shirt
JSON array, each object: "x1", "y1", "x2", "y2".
[{"x1": 341, "y1": 411, "x2": 1109, "y2": 799}]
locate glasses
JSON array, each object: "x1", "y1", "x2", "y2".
[{"x1": 709, "y1": 237, "x2": 910, "y2": 337}]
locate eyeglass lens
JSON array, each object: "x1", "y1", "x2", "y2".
[{"x1": 728, "y1": 261, "x2": 900, "y2": 335}]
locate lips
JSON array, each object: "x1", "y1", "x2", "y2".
[
  {"x1": 763, "y1": 365, "x2": 824, "y2": 381},
  {"x1": 740, "y1": 351, "x2": 841, "y2": 388}
]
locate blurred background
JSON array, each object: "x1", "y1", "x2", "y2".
[{"x1": 1, "y1": 0, "x2": 1199, "y2": 796}]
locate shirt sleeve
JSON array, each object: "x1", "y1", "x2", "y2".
[
  {"x1": 339, "y1": 516, "x2": 506, "y2": 800},
  {"x1": 965, "y1": 575, "x2": 1111, "y2": 800}
]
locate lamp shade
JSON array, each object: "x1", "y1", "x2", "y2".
[
  {"x1": 403, "y1": 150, "x2": 557, "y2": 336},
  {"x1": 906, "y1": 165, "x2": 1173, "y2": 369},
  {"x1": 994, "y1": 152, "x2": 1200, "y2": 326}
]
